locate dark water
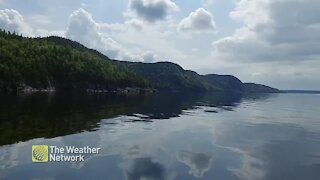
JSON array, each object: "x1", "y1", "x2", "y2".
[{"x1": 0, "y1": 92, "x2": 320, "y2": 180}]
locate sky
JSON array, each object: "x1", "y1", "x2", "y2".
[{"x1": 0, "y1": 0, "x2": 319, "y2": 90}]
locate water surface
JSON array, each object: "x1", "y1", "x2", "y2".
[{"x1": 0, "y1": 92, "x2": 320, "y2": 180}]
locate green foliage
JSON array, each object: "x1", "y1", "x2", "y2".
[{"x1": 0, "y1": 29, "x2": 149, "y2": 92}]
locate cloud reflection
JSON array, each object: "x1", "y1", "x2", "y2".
[
  {"x1": 125, "y1": 157, "x2": 165, "y2": 180},
  {"x1": 178, "y1": 150, "x2": 212, "y2": 178}
]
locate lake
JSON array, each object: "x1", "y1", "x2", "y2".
[{"x1": 0, "y1": 92, "x2": 320, "y2": 180}]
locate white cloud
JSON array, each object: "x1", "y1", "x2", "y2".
[
  {"x1": 213, "y1": 0, "x2": 320, "y2": 63},
  {"x1": 34, "y1": 29, "x2": 65, "y2": 37},
  {"x1": 178, "y1": 8, "x2": 216, "y2": 33},
  {"x1": 142, "y1": 51, "x2": 159, "y2": 63},
  {"x1": 128, "y1": 0, "x2": 179, "y2": 22},
  {"x1": 65, "y1": 8, "x2": 159, "y2": 62},
  {"x1": 0, "y1": 9, "x2": 65, "y2": 38},
  {"x1": 98, "y1": 14, "x2": 186, "y2": 65},
  {"x1": 201, "y1": 0, "x2": 320, "y2": 89},
  {"x1": 66, "y1": 8, "x2": 134, "y2": 60},
  {"x1": 0, "y1": 9, "x2": 33, "y2": 36},
  {"x1": 66, "y1": 8, "x2": 102, "y2": 47},
  {"x1": 125, "y1": 19, "x2": 144, "y2": 31},
  {"x1": 106, "y1": 22, "x2": 187, "y2": 65}
]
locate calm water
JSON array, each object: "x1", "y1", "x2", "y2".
[{"x1": 0, "y1": 92, "x2": 320, "y2": 180}]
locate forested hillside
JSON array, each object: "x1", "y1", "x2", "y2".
[
  {"x1": 113, "y1": 61, "x2": 211, "y2": 92},
  {"x1": 114, "y1": 61, "x2": 256, "y2": 93},
  {"x1": 0, "y1": 30, "x2": 149, "y2": 92},
  {"x1": 0, "y1": 30, "x2": 279, "y2": 94}
]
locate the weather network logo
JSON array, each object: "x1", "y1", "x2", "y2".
[
  {"x1": 32, "y1": 145, "x2": 49, "y2": 163},
  {"x1": 32, "y1": 144, "x2": 101, "y2": 163}
]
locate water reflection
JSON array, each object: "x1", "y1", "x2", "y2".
[
  {"x1": 178, "y1": 150, "x2": 212, "y2": 178},
  {"x1": 0, "y1": 92, "x2": 244, "y2": 145},
  {"x1": 1, "y1": 93, "x2": 320, "y2": 180},
  {"x1": 125, "y1": 157, "x2": 165, "y2": 180}
]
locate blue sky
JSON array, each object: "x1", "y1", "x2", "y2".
[{"x1": 1, "y1": 0, "x2": 320, "y2": 90}]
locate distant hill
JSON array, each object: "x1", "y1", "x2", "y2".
[
  {"x1": 0, "y1": 29, "x2": 279, "y2": 94},
  {"x1": 203, "y1": 74, "x2": 244, "y2": 92},
  {"x1": 243, "y1": 83, "x2": 280, "y2": 93},
  {"x1": 281, "y1": 90, "x2": 320, "y2": 94},
  {"x1": 113, "y1": 61, "x2": 210, "y2": 92},
  {"x1": 114, "y1": 60, "x2": 278, "y2": 93}
]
